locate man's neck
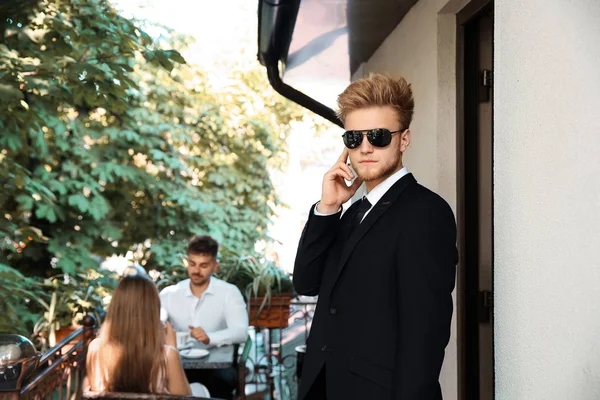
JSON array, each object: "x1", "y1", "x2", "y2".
[
  {"x1": 189, "y1": 277, "x2": 210, "y2": 298},
  {"x1": 365, "y1": 163, "x2": 404, "y2": 192}
]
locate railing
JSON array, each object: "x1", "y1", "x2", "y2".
[
  {"x1": 9, "y1": 299, "x2": 315, "y2": 400},
  {"x1": 288, "y1": 297, "x2": 318, "y2": 343},
  {"x1": 17, "y1": 315, "x2": 97, "y2": 400},
  {"x1": 245, "y1": 296, "x2": 317, "y2": 400}
]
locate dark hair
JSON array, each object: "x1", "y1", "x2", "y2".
[{"x1": 187, "y1": 235, "x2": 219, "y2": 258}]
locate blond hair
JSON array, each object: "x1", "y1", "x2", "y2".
[
  {"x1": 336, "y1": 73, "x2": 414, "y2": 128},
  {"x1": 98, "y1": 275, "x2": 166, "y2": 393}
]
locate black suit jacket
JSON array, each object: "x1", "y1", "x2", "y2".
[{"x1": 293, "y1": 173, "x2": 458, "y2": 400}]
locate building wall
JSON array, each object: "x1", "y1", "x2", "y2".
[
  {"x1": 494, "y1": 0, "x2": 600, "y2": 399},
  {"x1": 360, "y1": 0, "x2": 464, "y2": 398},
  {"x1": 364, "y1": 0, "x2": 441, "y2": 194}
]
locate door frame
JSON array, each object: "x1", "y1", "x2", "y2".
[{"x1": 456, "y1": 1, "x2": 495, "y2": 399}]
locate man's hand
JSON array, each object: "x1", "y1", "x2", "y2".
[
  {"x1": 188, "y1": 325, "x2": 210, "y2": 345},
  {"x1": 318, "y1": 148, "x2": 363, "y2": 214},
  {"x1": 164, "y1": 322, "x2": 177, "y2": 348}
]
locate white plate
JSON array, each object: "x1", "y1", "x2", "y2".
[{"x1": 180, "y1": 348, "x2": 209, "y2": 359}]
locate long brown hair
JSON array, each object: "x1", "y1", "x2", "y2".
[{"x1": 99, "y1": 274, "x2": 166, "y2": 393}]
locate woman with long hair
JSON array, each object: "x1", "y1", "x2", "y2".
[{"x1": 85, "y1": 274, "x2": 207, "y2": 395}]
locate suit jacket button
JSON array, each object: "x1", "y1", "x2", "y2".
[
  {"x1": 321, "y1": 345, "x2": 327, "y2": 351},
  {"x1": 329, "y1": 307, "x2": 337, "y2": 315}
]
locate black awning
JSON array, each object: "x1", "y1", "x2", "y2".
[{"x1": 257, "y1": 0, "x2": 417, "y2": 124}]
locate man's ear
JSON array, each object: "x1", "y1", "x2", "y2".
[
  {"x1": 215, "y1": 261, "x2": 220, "y2": 273},
  {"x1": 400, "y1": 129, "x2": 411, "y2": 152}
]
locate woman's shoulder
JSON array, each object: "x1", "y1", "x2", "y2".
[
  {"x1": 87, "y1": 337, "x2": 107, "y2": 359},
  {"x1": 88, "y1": 337, "x2": 103, "y2": 351}
]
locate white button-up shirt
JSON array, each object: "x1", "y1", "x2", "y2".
[{"x1": 159, "y1": 277, "x2": 249, "y2": 346}]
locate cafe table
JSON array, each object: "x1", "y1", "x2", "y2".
[{"x1": 179, "y1": 341, "x2": 237, "y2": 370}]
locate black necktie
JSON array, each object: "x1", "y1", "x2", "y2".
[{"x1": 348, "y1": 197, "x2": 372, "y2": 235}]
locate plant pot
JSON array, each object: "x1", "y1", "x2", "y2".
[
  {"x1": 248, "y1": 295, "x2": 293, "y2": 329},
  {"x1": 54, "y1": 326, "x2": 80, "y2": 345}
]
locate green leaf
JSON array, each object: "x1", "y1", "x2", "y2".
[
  {"x1": 0, "y1": 84, "x2": 23, "y2": 101},
  {"x1": 48, "y1": 180, "x2": 67, "y2": 195},
  {"x1": 165, "y1": 50, "x2": 186, "y2": 64},
  {"x1": 47, "y1": 117, "x2": 67, "y2": 135},
  {"x1": 121, "y1": 130, "x2": 140, "y2": 141},
  {"x1": 68, "y1": 194, "x2": 89, "y2": 213},
  {"x1": 16, "y1": 194, "x2": 34, "y2": 210},
  {"x1": 0, "y1": 133, "x2": 22, "y2": 151},
  {"x1": 89, "y1": 195, "x2": 110, "y2": 221},
  {"x1": 153, "y1": 50, "x2": 175, "y2": 72},
  {"x1": 57, "y1": 258, "x2": 77, "y2": 274},
  {"x1": 35, "y1": 204, "x2": 57, "y2": 223},
  {"x1": 34, "y1": 129, "x2": 48, "y2": 155}
]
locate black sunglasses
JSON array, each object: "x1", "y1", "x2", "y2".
[{"x1": 342, "y1": 128, "x2": 406, "y2": 149}]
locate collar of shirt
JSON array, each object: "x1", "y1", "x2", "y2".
[
  {"x1": 351, "y1": 166, "x2": 409, "y2": 223},
  {"x1": 183, "y1": 277, "x2": 216, "y2": 298},
  {"x1": 356, "y1": 166, "x2": 409, "y2": 207}
]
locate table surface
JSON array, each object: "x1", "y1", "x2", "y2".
[{"x1": 180, "y1": 342, "x2": 236, "y2": 370}]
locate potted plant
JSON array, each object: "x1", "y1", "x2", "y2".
[
  {"x1": 219, "y1": 254, "x2": 295, "y2": 329},
  {"x1": 0, "y1": 264, "x2": 46, "y2": 337},
  {"x1": 33, "y1": 271, "x2": 115, "y2": 350}
]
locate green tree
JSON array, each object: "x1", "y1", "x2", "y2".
[{"x1": 0, "y1": 0, "x2": 310, "y2": 286}]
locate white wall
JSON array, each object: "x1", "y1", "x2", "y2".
[
  {"x1": 365, "y1": 0, "x2": 441, "y2": 192},
  {"x1": 494, "y1": 1, "x2": 600, "y2": 399},
  {"x1": 361, "y1": 0, "x2": 462, "y2": 398}
]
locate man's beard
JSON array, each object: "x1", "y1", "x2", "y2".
[
  {"x1": 356, "y1": 156, "x2": 402, "y2": 183},
  {"x1": 190, "y1": 274, "x2": 209, "y2": 286}
]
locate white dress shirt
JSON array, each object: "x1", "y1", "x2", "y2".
[
  {"x1": 159, "y1": 277, "x2": 249, "y2": 346},
  {"x1": 315, "y1": 166, "x2": 410, "y2": 222}
]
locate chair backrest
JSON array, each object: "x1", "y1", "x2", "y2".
[
  {"x1": 239, "y1": 334, "x2": 253, "y2": 366},
  {"x1": 232, "y1": 334, "x2": 253, "y2": 400},
  {"x1": 83, "y1": 391, "x2": 221, "y2": 400}
]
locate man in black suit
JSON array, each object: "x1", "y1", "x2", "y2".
[{"x1": 293, "y1": 74, "x2": 458, "y2": 400}]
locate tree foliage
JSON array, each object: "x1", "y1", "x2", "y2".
[{"x1": 0, "y1": 0, "x2": 309, "y2": 286}]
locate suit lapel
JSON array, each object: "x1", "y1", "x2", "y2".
[{"x1": 329, "y1": 173, "x2": 417, "y2": 293}]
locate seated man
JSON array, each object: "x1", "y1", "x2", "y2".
[{"x1": 160, "y1": 235, "x2": 249, "y2": 399}]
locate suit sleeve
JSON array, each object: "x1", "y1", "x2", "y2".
[
  {"x1": 293, "y1": 202, "x2": 342, "y2": 296},
  {"x1": 395, "y1": 196, "x2": 458, "y2": 399}
]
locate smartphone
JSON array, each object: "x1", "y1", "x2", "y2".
[{"x1": 346, "y1": 160, "x2": 357, "y2": 185}]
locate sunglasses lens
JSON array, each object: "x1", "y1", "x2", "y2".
[
  {"x1": 367, "y1": 129, "x2": 391, "y2": 147},
  {"x1": 343, "y1": 131, "x2": 362, "y2": 149}
]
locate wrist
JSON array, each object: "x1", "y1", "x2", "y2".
[
  {"x1": 165, "y1": 344, "x2": 178, "y2": 353},
  {"x1": 317, "y1": 202, "x2": 340, "y2": 214}
]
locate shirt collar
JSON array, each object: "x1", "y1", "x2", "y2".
[
  {"x1": 184, "y1": 277, "x2": 216, "y2": 298},
  {"x1": 364, "y1": 166, "x2": 409, "y2": 206},
  {"x1": 204, "y1": 277, "x2": 216, "y2": 295},
  {"x1": 184, "y1": 279, "x2": 194, "y2": 297}
]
